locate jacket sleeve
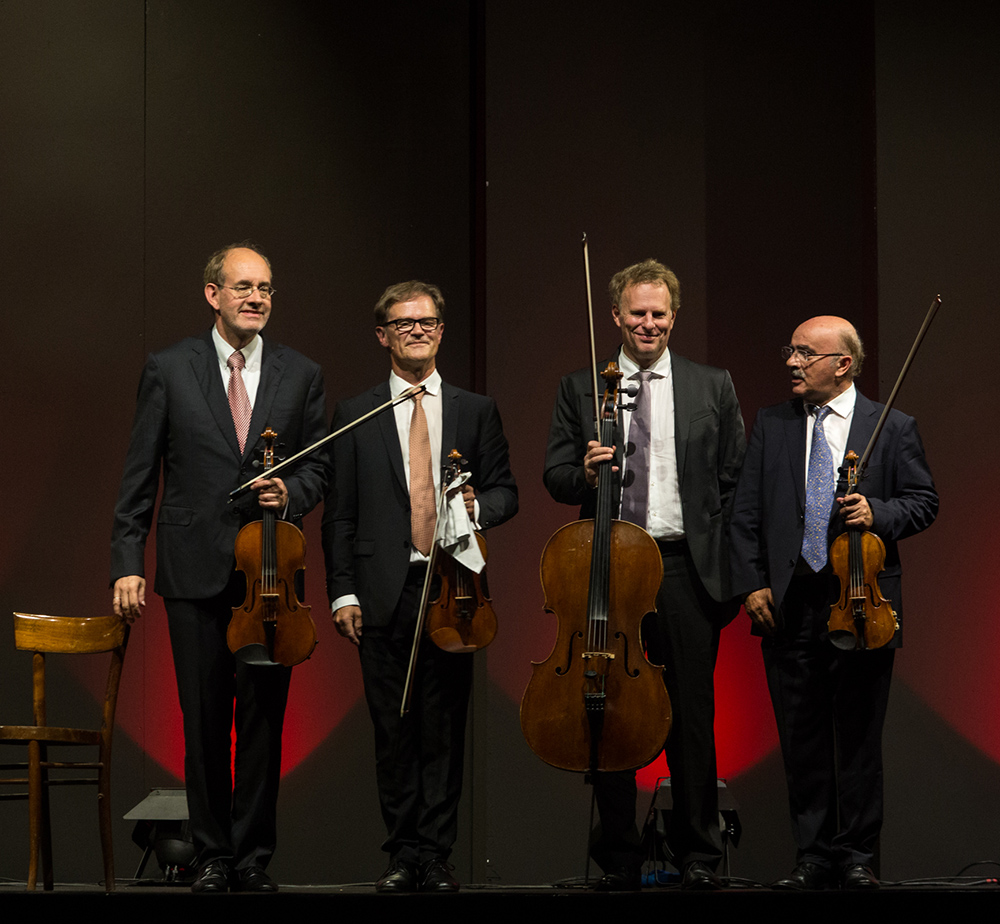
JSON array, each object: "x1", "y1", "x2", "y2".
[{"x1": 109, "y1": 353, "x2": 168, "y2": 583}]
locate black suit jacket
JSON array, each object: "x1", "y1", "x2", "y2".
[
  {"x1": 111, "y1": 331, "x2": 328, "y2": 599},
  {"x1": 729, "y1": 390, "x2": 938, "y2": 644},
  {"x1": 322, "y1": 380, "x2": 518, "y2": 626},
  {"x1": 543, "y1": 350, "x2": 745, "y2": 605}
]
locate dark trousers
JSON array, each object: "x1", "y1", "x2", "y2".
[
  {"x1": 166, "y1": 588, "x2": 291, "y2": 870},
  {"x1": 358, "y1": 564, "x2": 474, "y2": 864},
  {"x1": 593, "y1": 541, "x2": 724, "y2": 872},
  {"x1": 762, "y1": 572, "x2": 895, "y2": 871}
]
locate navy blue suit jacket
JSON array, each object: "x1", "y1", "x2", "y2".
[
  {"x1": 729, "y1": 390, "x2": 938, "y2": 645},
  {"x1": 111, "y1": 331, "x2": 328, "y2": 599}
]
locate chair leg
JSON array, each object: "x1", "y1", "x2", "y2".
[
  {"x1": 40, "y1": 754, "x2": 53, "y2": 890},
  {"x1": 26, "y1": 740, "x2": 41, "y2": 891},
  {"x1": 98, "y1": 761, "x2": 115, "y2": 892}
]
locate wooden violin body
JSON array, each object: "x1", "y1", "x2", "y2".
[
  {"x1": 826, "y1": 451, "x2": 898, "y2": 651},
  {"x1": 426, "y1": 532, "x2": 497, "y2": 654},
  {"x1": 228, "y1": 428, "x2": 317, "y2": 667}
]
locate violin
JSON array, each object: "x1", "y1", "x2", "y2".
[
  {"x1": 520, "y1": 362, "x2": 671, "y2": 773},
  {"x1": 425, "y1": 450, "x2": 497, "y2": 654},
  {"x1": 228, "y1": 427, "x2": 317, "y2": 666},
  {"x1": 827, "y1": 450, "x2": 898, "y2": 650}
]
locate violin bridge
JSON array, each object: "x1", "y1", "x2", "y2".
[{"x1": 582, "y1": 652, "x2": 615, "y2": 660}]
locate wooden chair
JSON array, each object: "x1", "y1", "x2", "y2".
[{"x1": 0, "y1": 612, "x2": 130, "y2": 891}]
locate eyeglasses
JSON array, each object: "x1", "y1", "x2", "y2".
[
  {"x1": 383, "y1": 317, "x2": 442, "y2": 334},
  {"x1": 218, "y1": 284, "x2": 276, "y2": 299},
  {"x1": 781, "y1": 346, "x2": 844, "y2": 363}
]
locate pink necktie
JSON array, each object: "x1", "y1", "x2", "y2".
[
  {"x1": 409, "y1": 393, "x2": 436, "y2": 555},
  {"x1": 227, "y1": 350, "x2": 252, "y2": 453}
]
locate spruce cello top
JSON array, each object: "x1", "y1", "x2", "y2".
[{"x1": 520, "y1": 363, "x2": 671, "y2": 773}]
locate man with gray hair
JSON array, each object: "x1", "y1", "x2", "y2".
[{"x1": 730, "y1": 315, "x2": 938, "y2": 890}]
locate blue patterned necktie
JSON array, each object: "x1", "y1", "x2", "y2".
[{"x1": 802, "y1": 405, "x2": 834, "y2": 571}]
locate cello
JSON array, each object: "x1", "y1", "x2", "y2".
[
  {"x1": 520, "y1": 357, "x2": 671, "y2": 773},
  {"x1": 228, "y1": 427, "x2": 317, "y2": 667}
]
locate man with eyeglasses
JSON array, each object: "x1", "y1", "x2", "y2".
[
  {"x1": 729, "y1": 315, "x2": 937, "y2": 890},
  {"x1": 111, "y1": 242, "x2": 328, "y2": 892},
  {"x1": 543, "y1": 259, "x2": 746, "y2": 890},
  {"x1": 322, "y1": 280, "x2": 517, "y2": 892}
]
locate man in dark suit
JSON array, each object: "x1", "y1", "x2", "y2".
[
  {"x1": 323, "y1": 281, "x2": 517, "y2": 892},
  {"x1": 544, "y1": 259, "x2": 745, "y2": 890},
  {"x1": 729, "y1": 315, "x2": 937, "y2": 890},
  {"x1": 111, "y1": 243, "x2": 328, "y2": 892}
]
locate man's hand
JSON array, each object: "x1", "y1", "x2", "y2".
[
  {"x1": 837, "y1": 493, "x2": 874, "y2": 529},
  {"x1": 113, "y1": 575, "x2": 145, "y2": 623},
  {"x1": 744, "y1": 587, "x2": 777, "y2": 635},
  {"x1": 461, "y1": 483, "x2": 476, "y2": 518},
  {"x1": 584, "y1": 440, "x2": 616, "y2": 488},
  {"x1": 253, "y1": 476, "x2": 288, "y2": 511},
  {"x1": 333, "y1": 604, "x2": 363, "y2": 646}
]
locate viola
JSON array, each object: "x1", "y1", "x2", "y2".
[
  {"x1": 228, "y1": 427, "x2": 317, "y2": 666},
  {"x1": 827, "y1": 450, "x2": 898, "y2": 650}
]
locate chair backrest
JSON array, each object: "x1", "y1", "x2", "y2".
[
  {"x1": 10, "y1": 613, "x2": 130, "y2": 731},
  {"x1": 12, "y1": 613, "x2": 128, "y2": 655}
]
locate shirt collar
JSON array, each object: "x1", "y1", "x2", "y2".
[
  {"x1": 390, "y1": 367, "x2": 442, "y2": 399},
  {"x1": 817, "y1": 382, "x2": 856, "y2": 419},
  {"x1": 212, "y1": 326, "x2": 262, "y2": 372},
  {"x1": 618, "y1": 347, "x2": 671, "y2": 380}
]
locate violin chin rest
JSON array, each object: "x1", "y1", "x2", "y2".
[
  {"x1": 828, "y1": 630, "x2": 859, "y2": 651},
  {"x1": 233, "y1": 643, "x2": 282, "y2": 667}
]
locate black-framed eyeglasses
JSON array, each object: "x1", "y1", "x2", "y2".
[
  {"x1": 218, "y1": 283, "x2": 276, "y2": 299},
  {"x1": 781, "y1": 346, "x2": 844, "y2": 363},
  {"x1": 383, "y1": 317, "x2": 441, "y2": 334}
]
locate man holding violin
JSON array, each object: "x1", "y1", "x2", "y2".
[
  {"x1": 730, "y1": 315, "x2": 938, "y2": 890},
  {"x1": 323, "y1": 281, "x2": 517, "y2": 892},
  {"x1": 544, "y1": 259, "x2": 745, "y2": 890},
  {"x1": 110, "y1": 242, "x2": 329, "y2": 892}
]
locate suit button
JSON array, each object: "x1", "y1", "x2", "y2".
[{"x1": 403, "y1": 540, "x2": 410, "y2": 549}]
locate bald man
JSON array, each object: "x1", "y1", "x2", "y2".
[{"x1": 729, "y1": 316, "x2": 937, "y2": 890}]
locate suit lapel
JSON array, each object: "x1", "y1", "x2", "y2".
[
  {"x1": 374, "y1": 381, "x2": 408, "y2": 494},
  {"x1": 671, "y1": 351, "x2": 691, "y2": 483},
  {"x1": 244, "y1": 340, "x2": 284, "y2": 461},
  {"x1": 843, "y1": 391, "x2": 880, "y2": 489},
  {"x1": 442, "y1": 383, "x2": 459, "y2": 471},
  {"x1": 785, "y1": 403, "x2": 807, "y2": 512},
  {"x1": 192, "y1": 332, "x2": 244, "y2": 461}
]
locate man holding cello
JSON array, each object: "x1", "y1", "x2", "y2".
[
  {"x1": 729, "y1": 315, "x2": 938, "y2": 889},
  {"x1": 543, "y1": 259, "x2": 745, "y2": 890},
  {"x1": 323, "y1": 281, "x2": 517, "y2": 892},
  {"x1": 111, "y1": 242, "x2": 329, "y2": 892}
]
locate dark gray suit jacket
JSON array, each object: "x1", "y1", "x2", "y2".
[
  {"x1": 543, "y1": 350, "x2": 745, "y2": 605},
  {"x1": 729, "y1": 390, "x2": 938, "y2": 645},
  {"x1": 322, "y1": 381, "x2": 518, "y2": 626},
  {"x1": 111, "y1": 331, "x2": 328, "y2": 599}
]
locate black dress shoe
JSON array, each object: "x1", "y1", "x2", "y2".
[
  {"x1": 842, "y1": 865, "x2": 879, "y2": 890},
  {"x1": 593, "y1": 867, "x2": 641, "y2": 891},
  {"x1": 419, "y1": 858, "x2": 460, "y2": 892},
  {"x1": 234, "y1": 865, "x2": 278, "y2": 892},
  {"x1": 376, "y1": 859, "x2": 418, "y2": 892},
  {"x1": 191, "y1": 860, "x2": 231, "y2": 893},
  {"x1": 772, "y1": 861, "x2": 834, "y2": 890},
  {"x1": 681, "y1": 861, "x2": 722, "y2": 890}
]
